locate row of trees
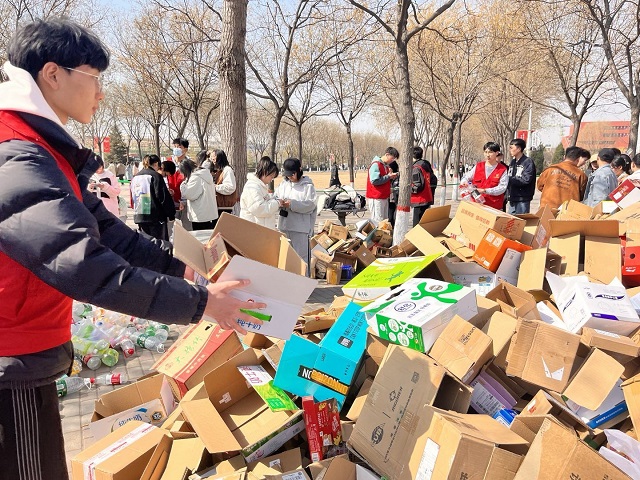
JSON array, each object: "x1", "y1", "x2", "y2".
[{"x1": 1, "y1": 0, "x2": 638, "y2": 237}]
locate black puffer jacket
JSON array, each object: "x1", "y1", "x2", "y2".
[{"x1": 0, "y1": 112, "x2": 208, "y2": 385}]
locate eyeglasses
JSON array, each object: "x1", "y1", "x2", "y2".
[{"x1": 61, "y1": 67, "x2": 104, "y2": 89}]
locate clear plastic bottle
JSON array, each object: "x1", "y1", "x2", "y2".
[
  {"x1": 148, "y1": 321, "x2": 169, "y2": 342},
  {"x1": 93, "y1": 373, "x2": 129, "y2": 386},
  {"x1": 129, "y1": 332, "x2": 162, "y2": 351},
  {"x1": 83, "y1": 354, "x2": 102, "y2": 370},
  {"x1": 101, "y1": 348, "x2": 120, "y2": 367},
  {"x1": 118, "y1": 338, "x2": 135, "y2": 358},
  {"x1": 56, "y1": 376, "x2": 91, "y2": 397},
  {"x1": 72, "y1": 336, "x2": 97, "y2": 356},
  {"x1": 71, "y1": 356, "x2": 83, "y2": 376}
]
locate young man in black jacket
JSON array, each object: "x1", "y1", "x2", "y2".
[
  {"x1": 0, "y1": 18, "x2": 263, "y2": 479},
  {"x1": 506, "y1": 138, "x2": 536, "y2": 214}
]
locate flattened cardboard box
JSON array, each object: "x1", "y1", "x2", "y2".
[
  {"x1": 181, "y1": 348, "x2": 304, "y2": 462},
  {"x1": 581, "y1": 327, "x2": 640, "y2": 363},
  {"x1": 72, "y1": 421, "x2": 169, "y2": 480},
  {"x1": 152, "y1": 321, "x2": 243, "y2": 398},
  {"x1": 348, "y1": 345, "x2": 472, "y2": 480},
  {"x1": 512, "y1": 417, "x2": 631, "y2": 480}
]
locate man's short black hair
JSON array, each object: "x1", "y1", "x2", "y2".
[
  {"x1": 580, "y1": 148, "x2": 591, "y2": 159},
  {"x1": 509, "y1": 138, "x2": 526, "y2": 152},
  {"x1": 413, "y1": 146, "x2": 423, "y2": 160},
  {"x1": 385, "y1": 147, "x2": 399, "y2": 159},
  {"x1": 598, "y1": 148, "x2": 616, "y2": 163},
  {"x1": 565, "y1": 146, "x2": 582, "y2": 161},
  {"x1": 483, "y1": 142, "x2": 501, "y2": 153},
  {"x1": 161, "y1": 161, "x2": 176, "y2": 175},
  {"x1": 8, "y1": 17, "x2": 110, "y2": 81},
  {"x1": 173, "y1": 138, "x2": 189, "y2": 149}
]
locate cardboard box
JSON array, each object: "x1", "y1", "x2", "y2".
[
  {"x1": 481, "y1": 312, "x2": 518, "y2": 369},
  {"x1": 159, "y1": 437, "x2": 209, "y2": 480},
  {"x1": 217, "y1": 256, "x2": 317, "y2": 340},
  {"x1": 341, "y1": 255, "x2": 444, "y2": 303},
  {"x1": 412, "y1": 407, "x2": 527, "y2": 480},
  {"x1": 312, "y1": 232, "x2": 335, "y2": 250},
  {"x1": 622, "y1": 373, "x2": 640, "y2": 433},
  {"x1": 346, "y1": 377, "x2": 373, "y2": 422},
  {"x1": 428, "y1": 314, "x2": 493, "y2": 383},
  {"x1": 71, "y1": 421, "x2": 169, "y2": 480},
  {"x1": 328, "y1": 224, "x2": 349, "y2": 241},
  {"x1": 447, "y1": 260, "x2": 498, "y2": 296},
  {"x1": 547, "y1": 272, "x2": 640, "y2": 335},
  {"x1": 353, "y1": 244, "x2": 375, "y2": 269},
  {"x1": 610, "y1": 178, "x2": 640, "y2": 209},
  {"x1": 361, "y1": 278, "x2": 477, "y2": 352},
  {"x1": 404, "y1": 224, "x2": 450, "y2": 258},
  {"x1": 584, "y1": 235, "x2": 623, "y2": 285},
  {"x1": 417, "y1": 204, "x2": 452, "y2": 236},
  {"x1": 506, "y1": 319, "x2": 581, "y2": 391},
  {"x1": 486, "y1": 281, "x2": 541, "y2": 320},
  {"x1": 348, "y1": 345, "x2": 473, "y2": 480},
  {"x1": 513, "y1": 417, "x2": 630, "y2": 480},
  {"x1": 473, "y1": 229, "x2": 531, "y2": 272},
  {"x1": 273, "y1": 302, "x2": 367, "y2": 407},
  {"x1": 565, "y1": 379, "x2": 627, "y2": 430},
  {"x1": 180, "y1": 348, "x2": 305, "y2": 462},
  {"x1": 517, "y1": 248, "x2": 562, "y2": 293},
  {"x1": 153, "y1": 321, "x2": 243, "y2": 398},
  {"x1": 469, "y1": 368, "x2": 518, "y2": 416},
  {"x1": 443, "y1": 201, "x2": 526, "y2": 250},
  {"x1": 549, "y1": 232, "x2": 581, "y2": 275},
  {"x1": 518, "y1": 206, "x2": 554, "y2": 249},
  {"x1": 302, "y1": 397, "x2": 344, "y2": 462},
  {"x1": 247, "y1": 448, "x2": 303, "y2": 478},
  {"x1": 90, "y1": 398, "x2": 168, "y2": 442}
]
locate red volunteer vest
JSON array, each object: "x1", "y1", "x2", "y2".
[
  {"x1": 411, "y1": 163, "x2": 434, "y2": 205},
  {"x1": 472, "y1": 161, "x2": 507, "y2": 210},
  {"x1": 366, "y1": 161, "x2": 391, "y2": 199},
  {"x1": 0, "y1": 111, "x2": 81, "y2": 355}
]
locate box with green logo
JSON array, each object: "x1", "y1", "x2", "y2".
[
  {"x1": 362, "y1": 278, "x2": 477, "y2": 353},
  {"x1": 341, "y1": 255, "x2": 446, "y2": 304}
]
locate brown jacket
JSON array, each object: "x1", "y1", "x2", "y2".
[{"x1": 537, "y1": 161, "x2": 588, "y2": 209}]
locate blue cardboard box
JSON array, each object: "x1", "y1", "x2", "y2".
[{"x1": 274, "y1": 302, "x2": 367, "y2": 407}]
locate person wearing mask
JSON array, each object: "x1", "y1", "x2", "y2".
[
  {"x1": 460, "y1": 142, "x2": 508, "y2": 210},
  {"x1": 366, "y1": 147, "x2": 399, "y2": 224},
  {"x1": 169, "y1": 137, "x2": 188, "y2": 224},
  {"x1": 179, "y1": 156, "x2": 219, "y2": 231},
  {"x1": 212, "y1": 149, "x2": 238, "y2": 216},
  {"x1": 583, "y1": 148, "x2": 618, "y2": 207},
  {"x1": 611, "y1": 154, "x2": 632, "y2": 185},
  {"x1": 506, "y1": 138, "x2": 536, "y2": 214},
  {"x1": 0, "y1": 18, "x2": 263, "y2": 478},
  {"x1": 240, "y1": 157, "x2": 280, "y2": 228},
  {"x1": 90, "y1": 156, "x2": 121, "y2": 217},
  {"x1": 411, "y1": 146, "x2": 436, "y2": 226},
  {"x1": 275, "y1": 158, "x2": 317, "y2": 275},
  {"x1": 130, "y1": 154, "x2": 175, "y2": 240},
  {"x1": 388, "y1": 160, "x2": 399, "y2": 226},
  {"x1": 537, "y1": 146, "x2": 588, "y2": 209}
]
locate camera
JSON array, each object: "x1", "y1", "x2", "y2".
[{"x1": 279, "y1": 209, "x2": 289, "y2": 217}]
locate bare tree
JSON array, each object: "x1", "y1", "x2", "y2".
[
  {"x1": 348, "y1": 0, "x2": 455, "y2": 243},
  {"x1": 247, "y1": 104, "x2": 272, "y2": 164}
]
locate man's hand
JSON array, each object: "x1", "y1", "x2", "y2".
[
  {"x1": 184, "y1": 265, "x2": 195, "y2": 282},
  {"x1": 204, "y1": 280, "x2": 266, "y2": 335},
  {"x1": 389, "y1": 172, "x2": 398, "y2": 179}
]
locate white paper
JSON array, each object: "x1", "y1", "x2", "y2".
[
  {"x1": 599, "y1": 429, "x2": 640, "y2": 478},
  {"x1": 416, "y1": 438, "x2": 440, "y2": 480}
]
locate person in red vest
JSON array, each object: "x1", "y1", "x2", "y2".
[
  {"x1": 460, "y1": 142, "x2": 508, "y2": 210},
  {"x1": 366, "y1": 147, "x2": 398, "y2": 224},
  {"x1": 0, "y1": 18, "x2": 264, "y2": 478},
  {"x1": 410, "y1": 146, "x2": 435, "y2": 226}
]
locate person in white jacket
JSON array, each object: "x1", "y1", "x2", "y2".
[
  {"x1": 179, "y1": 158, "x2": 219, "y2": 230},
  {"x1": 275, "y1": 158, "x2": 317, "y2": 275},
  {"x1": 213, "y1": 149, "x2": 238, "y2": 216},
  {"x1": 240, "y1": 157, "x2": 280, "y2": 228},
  {"x1": 90, "y1": 156, "x2": 121, "y2": 217}
]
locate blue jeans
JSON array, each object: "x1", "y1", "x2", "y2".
[{"x1": 508, "y1": 201, "x2": 530, "y2": 214}]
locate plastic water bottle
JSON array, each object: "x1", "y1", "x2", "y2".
[
  {"x1": 93, "y1": 373, "x2": 129, "y2": 386},
  {"x1": 130, "y1": 332, "x2": 162, "y2": 351},
  {"x1": 83, "y1": 354, "x2": 102, "y2": 370},
  {"x1": 101, "y1": 348, "x2": 120, "y2": 367},
  {"x1": 72, "y1": 302, "x2": 92, "y2": 321},
  {"x1": 72, "y1": 336, "x2": 97, "y2": 356},
  {"x1": 56, "y1": 376, "x2": 91, "y2": 397},
  {"x1": 148, "y1": 321, "x2": 169, "y2": 342},
  {"x1": 71, "y1": 357, "x2": 83, "y2": 376},
  {"x1": 118, "y1": 338, "x2": 135, "y2": 358}
]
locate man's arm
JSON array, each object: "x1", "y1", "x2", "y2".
[{"x1": 369, "y1": 162, "x2": 392, "y2": 185}]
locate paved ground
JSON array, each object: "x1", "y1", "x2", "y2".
[{"x1": 62, "y1": 184, "x2": 541, "y2": 471}]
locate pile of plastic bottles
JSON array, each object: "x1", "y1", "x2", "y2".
[
  {"x1": 70, "y1": 301, "x2": 171, "y2": 372},
  {"x1": 56, "y1": 373, "x2": 130, "y2": 398}
]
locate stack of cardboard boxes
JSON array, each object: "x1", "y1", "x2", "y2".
[{"x1": 71, "y1": 198, "x2": 640, "y2": 479}]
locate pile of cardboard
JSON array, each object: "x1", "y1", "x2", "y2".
[{"x1": 71, "y1": 201, "x2": 640, "y2": 479}]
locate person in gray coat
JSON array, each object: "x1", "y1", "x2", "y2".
[{"x1": 583, "y1": 148, "x2": 618, "y2": 207}]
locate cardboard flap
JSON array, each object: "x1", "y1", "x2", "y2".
[
  {"x1": 549, "y1": 219, "x2": 620, "y2": 238},
  {"x1": 173, "y1": 222, "x2": 208, "y2": 278},
  {"x1": 181, "y1": 398, "x2": 242, "y2": 454},
  {"x1": 563, "y1": 349, "x2": 625, "y2": 411},
  {"x1": 94, "y1": 373, "x2": 165, "y2": 418},
  {"x1": 159, "y1": 437, "x2": 208, "y2": 480},
  {"x1": 404, "y1": 225, "x2": 449, "y2": 258}
]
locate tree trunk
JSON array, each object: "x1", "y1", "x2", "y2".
[
  {"x1": 392, "y1": 40, "x2": 416, "y2": 246},
  {"x1": 218, "y1": 0, "x2": 248, "y2": 195},
  {"x1": 269, "y1": 107, "x2": 286, "y2": 162},
  {"x1": 569, "y1": 114, "x2": 581, "y2": 147},
  {"x1": 438, "y1": 121, "x2": 456, "y2": 206},
  {"x1": 297, "y1": 121, "x2": 303, "y2": 160},
  {"x1": 628, "y1": 101, "x2": 640, "y2": 156},
  {"x1": 137, "y1": 140, "x2": 143, "y2": 162},
  {"x1": 347, "y1": 122, "x2": 355, "y2": 187},
  {"x1": 153, "y1": 124, "x2": 161, "y2": 157},
  {"x1": 454, "y1": 119, "x2": 462, "y2": 200}
]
